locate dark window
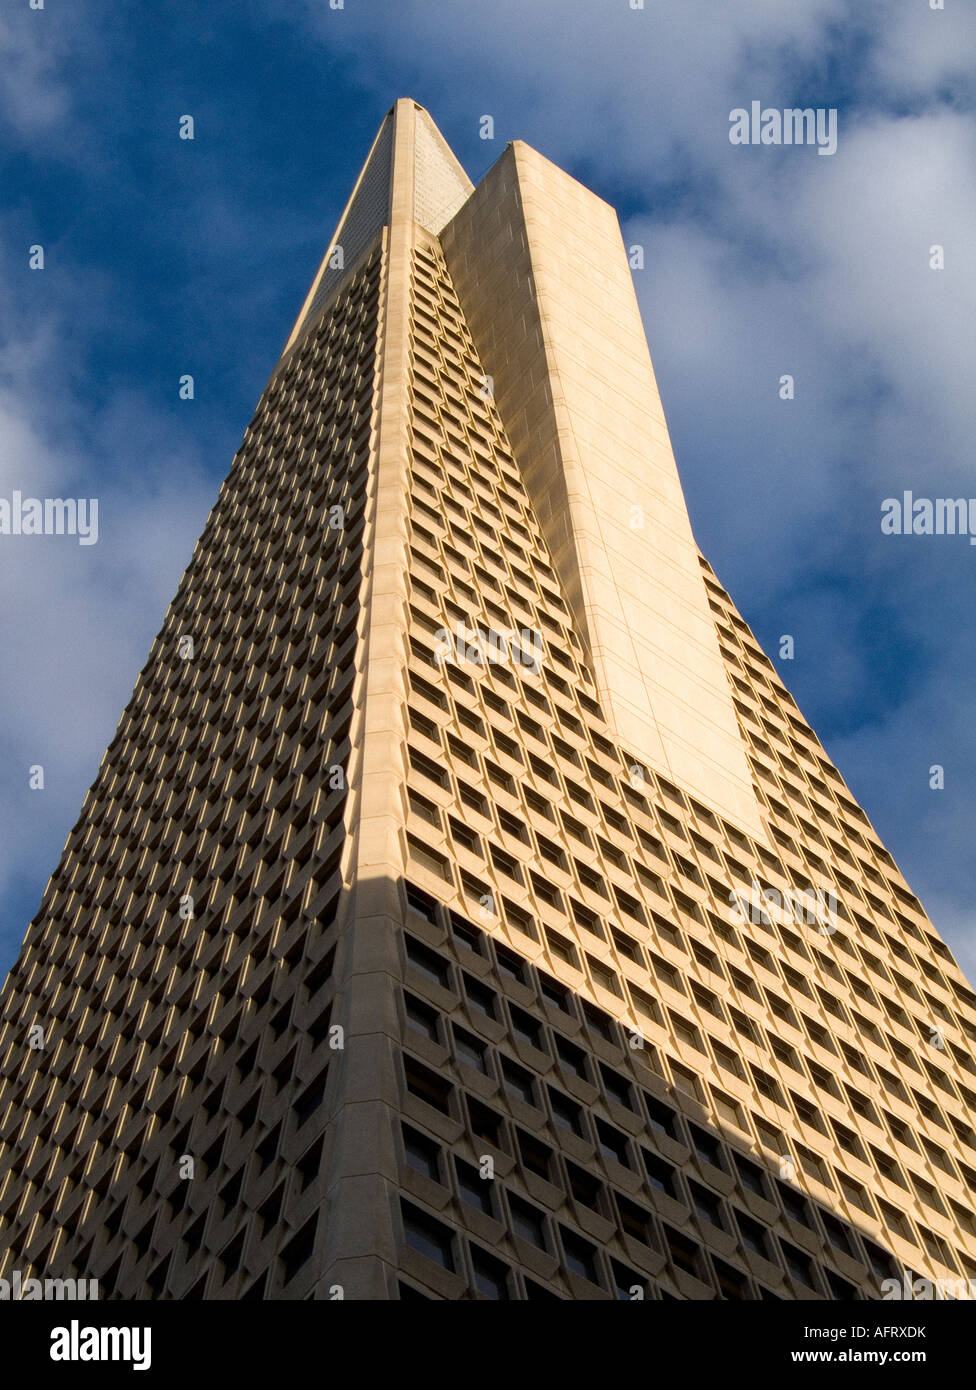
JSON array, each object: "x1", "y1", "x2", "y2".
[
  {"x1": 601, "y1": 1065, "x2": 634, "y2": 1110},
  {"x1": 596, "y1": 1118, "x2": 631, "y2": 1168},
  {"x1": 735, "y1": 1209, "x2": 771, "y2": 1258},
  {"x1": 453, "y1": 1026, "x2": 489, "y2": 1074},
  {"x1": 455, "y1": 1157, "x2": 494, "y2": 1214},
  {"x1": 664, "y1": 1225, "x2": 703, "y2": 1279},
  {"x1": 561, "y1": 1227, "x2": 601, "y2": 1285},
  {"x1": 468, "y1": 1097, "x2": 505, "y2": 1149},
  {"x1": 713, "y1": 1256, "x2": 751, "y2": 1300},
  {"x1": 495, "y1": 944, "x2": 528, "y2": 983},
  {"x1": 567, "y1": 1161, "x2": 603, "y2": 1211},
  {"x1": 510, "y1": 1004, "x2": 544, "y2": 1050},
  {"x1": 689, "y1": 1124, "x2": 723, "y2": 1170},
  {"x1": 402, "y1": 1200, "x2": 454, "y2": 1270},
  {"x1": 689, "y1": 1180, "x2": 725, "y2": 1229},
  {"x1": 471, "y1": 1247, "x2": 512, "y2": 1300},
  {"x1": 645, "y1": 1095, "x2": 681, "y2": 1140},
  {"x1": 616, "y1": 1195, "x2": 657, "y2": 1248},
  {"x1": 781, "y1": 1240, "x2": 819, "y2": 1291},
  {"x1": 463, "y1": 974, "x2": 497, "y2": 1018},
  {"x1": 644, "y1": 1150, "x2": 680, "y2": 1198},
  {"x1": 734, "y1": 1152, "x2": 768, "y2": 1198},
  {"x1": 404, "y1": 992, "x2": 440, "y2": 1042},
  {"x1": 555, "y1": 1035, "x2": 589, "y2": 1079},
  {"x1": 518, "y1": 1130, "x2": 554, "y2": 1181},
  {"x1": 777, "y1": 1182, "x2": 813, "y2": 1228},
  {"x1": 501, "y1": 1055, "x2": 536, "y2": 1106},
  {"x1": 402, "y1": 1125, "x2": 440, "y2": 1181},
  {"x1": 611, "y1": 1259, "x2": 648, "y2": 1301},
  {"x1": 404, "y1": 1054, "x2": 452, "y2": 1114},
  {"x1": 509, "y1": 1194, "x2": 547, "y2": 1249},
  {"x1": 405, "y1": 936, "x2": 451, "y2": 989},
  {"x1": 539, "y1": 972, "x2": 572, "y2": 1012},
  {"x1": 451, "y1": 913, "x2": 486, "y2": 954},
  {"x1": 549, "y1": 1087, "x2": 585, "y2": 1137}
]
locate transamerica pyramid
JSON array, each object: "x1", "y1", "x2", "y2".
[{"x1": 2, "y1": 99, "x2": 976, "y2": 1302}]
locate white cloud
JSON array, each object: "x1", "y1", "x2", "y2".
[
  {"x1": 0, "y1": 9, "x2": 71, "y2": 134},
  {"x1": 0, "y1": 292, "x2": 216, "y2": 932}
]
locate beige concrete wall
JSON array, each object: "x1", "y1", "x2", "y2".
[{"x1": 441, "y1": 142, "x2": 765, "y2": 840}]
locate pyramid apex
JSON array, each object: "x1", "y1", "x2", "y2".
[{"x1": 282, "y1": 102, "x2": 473, "y2": 356}]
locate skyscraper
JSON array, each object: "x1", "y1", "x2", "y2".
[{"x1": 2, "y1": 99, "x2": 976, "y2": 1302}]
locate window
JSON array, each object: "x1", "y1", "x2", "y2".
[
  {"x1": 713, "y1": 1257, "x2": 751, "y2": 1300},
  {"x1": 600, "y1": 1065, "x2": 634, "y2": 1110},
  {"x1": 471, "y1": 1247, "x2": 512, "y2": 1300},
  {"x1": 517, "y1": 1130, "x2": 554, "y2": 1181},
  {"x1": 781, "y1": 1240, "x2": 819, "y2": 1291},
  {"x1": 735, "y1": 1210, "x2": 771, "y2": 1258},
  {"x1": 405, "y1": 937, "x2": 451, "y2": 989},
  {"x1": 611, "y1": 1260, "x2": 648, "y2": 1301},
  {"x1": 791, "y1": 1093, "x2": 826, "y2": 1134},
  {"x1": 582, "y1": 1000, "x2": 612, "y2": 1039},
  {"x1": 545, "y1": 928, "x2": 578, "y2": 967},
  {"x1": 453, "y1": 1026, "x2": 489, "y2": 1074},
  {"x1": 455, "y1": 1157, "x2": 494, "y2": 1214},
  {"x1": 664, "y1": 1226, "x2": 703, "y2": 1279},
  {"x1": 645, "y1": 1095, "x2": 681, "y2": 1141},
  {"x1": 692, "y1": 983, "x2": 724, "y2": 1019},
  {"x1": 463, "y1": 974, "x2": 497, "y2": 1018},
  {"x1": 596, "y1": 1118, "x2": 631, "y2": 1168},
  {"x1": 561, "y1": 1228, "x2": 601, "y2": 1285},
  {"x1": 820, "y1": 1211, "x2": 858, "y2": 1259},
  {"x1": 495, "y1": 946, "x2": 527, "y2": 985},
  {"x1": 509, "y1": 1195, "x2": 547, "y2": 1249},
  {"x1": 734, "y1": 1153, "x2": 768, "y2": 1199},
  {"x1": 555, "y1": 1035, "x2": 589, "y2": 1079},
  {"x1": 778, "y1": 1183, "x2": 812, "y2": 1227},
  {"x1": 549, "y1": 1088, "x2": 585, "y2": 1137},
  {"x1": 717, "y1": 1039, "x2": 745, "y2": 1078},
  {"x1": 644, "y1": 1150, "x2": 680, "y2": 1199},
  {"x1": 689, "y1": 1123, "x2": 723, "y2": 1170},
  {"x1": 588, "y1": 956, "x2": 622, "y2": 996},
  {"x1": 500, "y1": 1056, "x2": 536, "y2": 1106},
  {"x1": 404, "y1": 992, "x2": 440, "y2": 1042},
  {"x1": 451, "y1": 912, "x2": 486, "y2": 953},
  {"x1": 539, "y1": 973, "x2": 572, "y2": 1013},
  {"x1": 510, "y1": 1004, "x2": 544, "y2": 1050},
  {"x1": 690, "y1": 1180, "x2": 725, "y2": 1229},
  {"x1": 408, "y1": 788, "x2": 441, "y2": 826},
  {"x1": 567, "y1": 1162, "x2": 604, "y2": 1212},
  {"x1": 671, "y1": 1060, "x2": 704, "y2": 1101},
  {"x1": 401, "y1": 1201, "x2": 454, "y2": 1271},
  {"x1": 450, "y1": 817, "x2": 481, "y2": 853},
  {"x1": 749, "y1": 1064, "x2": 784, "y2": 1106},
  {"x1": 459, "y1": 782, "x2": 488, "y2": 817},
  {"x1": 402, "y1": 1125, "x2": 440, "y2": 1181},
  {"x1": 404, "y1": 1055, "x2": 452, "y2": 1115},
  {"x1": 617, "y1": 1195, "x2": 657, "y2": 1247}
]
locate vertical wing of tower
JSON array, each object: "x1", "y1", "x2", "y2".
[{"x1": 441, "y1": 143, "x2": 765, "y2": 840}]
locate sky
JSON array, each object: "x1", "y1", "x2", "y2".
[{"x1": 1, "y1": 0, "x2": 974, "y2": 981}]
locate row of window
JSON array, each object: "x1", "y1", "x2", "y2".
[{"x1": 400, "y1": 893, "x2": 976, "y2": 1279}]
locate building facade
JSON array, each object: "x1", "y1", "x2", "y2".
[{"x1": 2, "y1": 100, "x2": 976, "y2": 1301}]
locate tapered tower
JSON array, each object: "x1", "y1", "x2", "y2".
[{"x1": 2, "y1": 101, "x2": 976, "y2": 1302}]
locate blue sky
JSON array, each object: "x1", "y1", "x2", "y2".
[{"x1": 1, "y1": 0, "x2": 975, "y2": 980}]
